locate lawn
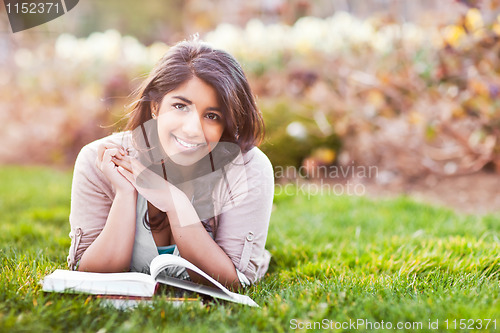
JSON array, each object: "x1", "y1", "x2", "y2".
[{"x1": 0, "y1": 166, "x2": 499, "y2": 332}]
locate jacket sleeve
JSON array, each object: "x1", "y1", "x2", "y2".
[
  {"x1": 214, "y1": 148, "x2": 274, "y2": 285},
  {"x1": 66, "y1": 141, "x2": 116, "y2": 270}
]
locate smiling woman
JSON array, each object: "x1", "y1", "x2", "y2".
[
  {"x1": 155, "y1": 77, "x2": 225, "y2": 166},
  {"x1": 66, "y1": 39, "x2": 274, "y2": 290}
]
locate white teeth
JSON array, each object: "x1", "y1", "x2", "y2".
[{"x1": 175, "y1": 136, "x2": 201, "y2": 148}]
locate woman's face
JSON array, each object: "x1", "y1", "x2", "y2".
[{"x1": 156, "y1": 77, "x2": 225, "y2": 166}]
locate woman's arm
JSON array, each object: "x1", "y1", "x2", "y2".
[
  {"x1": 212, "y1": 148, "x2": 274, "y2": 285},
  {"x1": 77, "y1": 144, "x2": 138, "y2": 272},
  {"x1": 165, "y1": 149, "x2": 275, "y2": 290},
  {"x1": 166, "y1": 190, "x2": 242, "y2": 290},
  {"x1": 77, "y1": 190, "x2": 137, "y2": 272}
]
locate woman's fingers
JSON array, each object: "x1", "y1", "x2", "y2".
[
  {"x1": 95, "y1": 141, "x2": 130, "y2": 172},
  {"x1": 120, "y1": 157, "x2": 176, "y2": 212},
  {"x1": 116, "y1": 157, "x2": 160, "y2": 188},
  {"x1": 112, "y1": 155, "x2": 133, "y2": 173},
  {"x1": 97, "y1": 142, "x2": 126, "y2": 164},
  {"x1": 102, "y1": 148, "x2": 120, "y2": 165}
]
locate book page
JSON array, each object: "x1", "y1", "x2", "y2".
[
  {"x1": 41, "y1": 270, "x2": 157, "y2": 297},
  {"x1": 149, "y1": 254, "x2": 258, "y2": 307}
]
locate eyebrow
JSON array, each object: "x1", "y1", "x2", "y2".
[{"x1": 172, "y1": 96, "x2": 221, "y2": 112}]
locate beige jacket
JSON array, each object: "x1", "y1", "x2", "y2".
[{"x1": 67, "y1": 131, "x2": 274, "y2": 284}]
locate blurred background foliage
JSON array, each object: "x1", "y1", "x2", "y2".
[{"x1": 1, "y1": 0, "x2": 500, "y2": 179}]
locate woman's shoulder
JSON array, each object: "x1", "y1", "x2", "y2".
[
  {"x1": 74, "y1": 131, "x2": 133, "y2": 172},
  {"x1": 242, "y1": 146, "x2": 273, "y2": 171},
  {"x1": 81, "y1": 131, "x2": 133, "y2": 152},
  {"x1": 240, "y1": 147, "x2": 274, "y2": 182},
  {"x1": 76, "y1": 131, "x2": 132, "y2": 159},
  {"x1": 71, "y1": 133, "x2": 134, "y2": 199}
]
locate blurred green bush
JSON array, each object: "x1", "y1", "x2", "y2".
[{"x1": 259, "y1": 98, "x2": 341, "y2": 169}]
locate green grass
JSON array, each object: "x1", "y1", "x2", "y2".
[{"x1": 0, "y1": 166, "x2": 499, "y2": 332}]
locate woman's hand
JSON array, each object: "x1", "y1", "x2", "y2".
[
  {"x1": 117, "y1": 157, "x2": 190, "y2": 216},
  {"x1": 95, "y1": 142, "x2": 135, "y2": 194}
]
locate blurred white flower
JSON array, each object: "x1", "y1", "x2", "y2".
[
  {"x1": 373, "y1": 25, "x2": 399, "y2": 53},
  {"x1": 148, "y1": 42, "x2": 169, "y2": 64},
  {"x1": 14, "y1": 48, "x2": 34, "y2": 68},
  {"x1": 444, "y1": 162, "x2": 458, "y2": 175},
  {"x1": 205, "y1": 11, "x2": 429, "y2": 62},
  {"x1": 287, "y1": 121, "x2": 307, "y2": 140},
  {"x1": 122, "y1": 35, "x2": 148, "y2": 65},
  {"x1": 267, "y1": 23, "x2": 291, "y2": 51},
  {"x1": 205, "y1": 23, "x2": 243, "y2": 54},
  {"x1": 402, "y1": 23, "x2": 425, "y2": 46},
  {"x1": 291, "y1": 16, "x2": 326, "y2": 53},
  {"x1": 55, "y1": 33, "x2": 78, "y2": 59},
  {"x1": 85, "y1": 30, "x2": 122, "y2": 62}
]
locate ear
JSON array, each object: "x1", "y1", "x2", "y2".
[{"x1": 151, "y1": 101, "x2": 159, "y2": 119}]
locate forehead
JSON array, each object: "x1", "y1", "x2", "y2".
[{"x1": 163, "y1": 77, "x2": 220, "y2": 107}]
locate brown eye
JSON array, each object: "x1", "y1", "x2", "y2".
[
  {"x1": 172, "y1": 103, "x2": 188, "y2": 111},
  {"x1": 206, "y1": 112, "x2": 221, "y2": 121}
]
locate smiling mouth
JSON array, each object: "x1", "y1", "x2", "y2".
[{"x1": 173, "y1": 135, "x2": 205, "y2": 149}]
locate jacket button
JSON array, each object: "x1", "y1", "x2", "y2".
[
  {"x1": 246, "y1": 232, "x2": 254, "y2": 242},
  {"x1": 75, "y1": 228, "x2": 82, "y2": 236}
]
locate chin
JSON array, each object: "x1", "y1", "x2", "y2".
[
  {"x1": 167, "y1": 148, "x2": 210, "y2": 166},
  {"x1": 166, "y1": 139, "x2": 220, "y2": 166}
]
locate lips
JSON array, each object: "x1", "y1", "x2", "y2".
[{"x1": 173, "y1": 134, "x2": 205, "y2": 150}]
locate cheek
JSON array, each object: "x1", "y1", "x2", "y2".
[
  {"x1": 156, "y1": 118, "x2": 175, "y2": 145},
  {"x1": 203, "y1": 123, "x2": 225, "y2": 142}
]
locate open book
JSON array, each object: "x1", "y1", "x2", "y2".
[{"x1": 40, "y1": 254, "x2": 258, "y2": 307}]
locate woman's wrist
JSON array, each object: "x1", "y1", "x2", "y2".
[
  {"x1": 115, "y1": 187, "x2": 138, "y2": 198},
  {"x1": 163, "y1": 184, "x2": 190, "y2": 212}
]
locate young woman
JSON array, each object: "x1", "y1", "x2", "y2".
[{"x1": 67, "y1": 40, "x2": 274, "y2": 290}]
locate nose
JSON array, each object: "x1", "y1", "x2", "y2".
[{"x1": 182, "y1": 106, "x2": 204, "y2": 139}]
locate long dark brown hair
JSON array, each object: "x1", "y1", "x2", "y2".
[{"x1": 123, "y1": 39, "x2": 264, "y2": 232}]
